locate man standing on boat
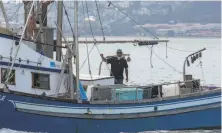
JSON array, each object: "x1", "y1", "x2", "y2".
[{"x1": 100, "y1": 49, "x2": 128, "y2": 84}]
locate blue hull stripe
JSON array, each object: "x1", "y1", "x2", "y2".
[
  {"x1": 9, "y1": 95, "x2": 221, "y2": 109},
  {"x1": 9, "y1": 95, "x2": 221, "y2": 115},
  {"x1": 0, "y1": 61, "x2": 61, "y2": 73}
]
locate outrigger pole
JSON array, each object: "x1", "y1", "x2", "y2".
[
  {"x1": 63, "y1": 39, "x2": 169, "y2": 44},
  {"x1": 183, "y1": 48, "x2": 206, "y2": 81}
]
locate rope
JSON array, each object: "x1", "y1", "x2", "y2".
[
  {"x1": 79, "y1": 45, "x2": 123, "y2": 84},
  {"x1": 5, "y1": 36, "x2": 16, "y2": 81},
  {"x1": 157, "y1": 43, "x2": 218, "y2": 53},
  {"x1": 156, "y1": 44, "x2": 196, "y2": 53},
  {"x1": 8, "y1": 4, "x2": 23, "y2": 21},
  {"x1": 167, "y1": 46, "x2": 196, "y2": 52},
  {"x1": 63, "y1": 3, "x2": 74, "y2": 37},
  {"x1": 94, "y1": 0, "x2": 105, "y2": 41},
  {"x1": 85, "y1": 39, "x2": 94, "y2": 85},
  {"x1": 81, "y1": 1, "x2": 94, "y2": 84},
  {"x1": 79, "y1": 44, "x2": 95, "y2": 71},
  {"x1": 63, "y1": 3, "x2": 75, "y2": 63},
  {"x1": 199, "y1": 59, "x2": 205, "y2": 85},
  {"x1": 84, "y1": 1, "x2": 119, "y2": 84},
  {"x1": 79, "y1": 1, "x2": 96, "y2": 71},
  {"x1": 81, "y1": 0, "x2": 86, "y2": 24},
  {"x1": 5, "y1": 1, "x2": 35, "y2": 86},
  {"x1": 85, "y1": 1, "x2": 95, "y2": 40},
  {"x1": 107, "y1": 1, "x2": 158, "y2": 39},
  {"x1": 145, "y1": 46, "x2": 182, "y2": 74},
  {"x1": 94, "y1": 44, "x2": 115, "y2": 79},
  {"x1": 9, "y1": 36, "x2": 15, "y2": 58},
  {"x1": 205, "y1": 47, "x2": 222, "y2": 51},
  {"x1": 166, "y1": 43, "x2": 168, "y2": 58},
  {"x1": 150, "y1": 45, "x2": 153, "y2": 68},
  {"x1": 84, "y1": 1, "x2": 112, "y2": 75},
  {"x1": 157, "y1": 43, "x2": 222, "y2": 53}
]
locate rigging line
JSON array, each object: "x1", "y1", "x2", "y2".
[
  {"x1": 81, "y1": 1, "x2": 106, "y2": 76},
  {"x1": 83, "y1": 1, "x2": 117, "y2": 83},
  {"x1": 10, "y1": 36, "x2": 15, "y2": 57},
  {"x1": 63, "y1": 2, "x2": 75, "y2": 63},
  {"x1": 205, "y1": 47, "x2": 222, "y2": 51},
  {"x1": 85, "y1": 1, "x2": 95, "y2": 40},
  {"x1": 8, "y1": 4, "x2": 23, "y2": 20},
  {"x1": 166, "y1": 43, "x2": 168, "y2": 58},
  {"x1": 86, "y1": 38, "x2": 94, "y2": 85},
  {"x1": 79, "y1": 42, "x2": 120, "y2": 83},
  {"x1": 79, "y1": 0, "x2": 92, "y2": 71},
  {"x1": 199, "y1": 59, "x2": 205, "y2": 85},
  {"x1": 63, "y1": 3, "x2": 75, "y2": 37},
  {"x1": 79, "y1": 41, "x2": 96, "y2": 71},
  {"x1": 150, "y1": 45, "x2": 153, "y2": 68},
  {"x1": 156, "y1": 44, "x2": 196, "y2": 53},
  {"x1": 6, "y1": 36, "x2": 16, "y2": 75},
  {"x1": 156, "y1": 43, "x2": 221, "y2": 52},
  {"x1": 167, "y1": 46, "x2": 196, "y2": 52},
  {"x1": 94, "y1": 0, "x2": 105, "y2": 41},
  {"x1": 3, "y1": 62, "x2": 27, "y2": 92},
  {"x1": 79, "y1": 1, "x2": 100, "y2": 73},
  {"x1": 108, "y1": 1, "x2": 158, "y2": 39},
  {"x1": 81, "y1": 1, "x2": 87, "y2": 27},
  {"x1": 5, "y1": 1, "x2": 35, "y2": 86},
  {"x1": 145, "y1": 46, "x2": 182, "y2": 74},
  {"x1": 79, "y1": 42, "x2": 116, "y2": 83},
  {"x1": 81, "y1": 1, "x2": 94, "y2": 84}
]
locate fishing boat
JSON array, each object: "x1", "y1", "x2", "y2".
[{"x1": 0, "y1": 1, "x2": 221, "y2": 133}]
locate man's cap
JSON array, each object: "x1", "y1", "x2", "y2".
[{"x1": 116, "y1": 49, "x2": 122, "y2": 53}]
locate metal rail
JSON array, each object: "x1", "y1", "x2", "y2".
[
  {"x1": 90, "y1": 79, "x2": 215, "y2": 103},
  {"x1": 0, "y1": 55, "x2": 41, "y2": 65},
  {"x1": 183, "y1": 48, "x2": 206, "y2": 81}
]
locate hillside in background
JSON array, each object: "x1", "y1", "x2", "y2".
[{"x1": 1, "y1": 1, "x2": 221, "y2": 36}]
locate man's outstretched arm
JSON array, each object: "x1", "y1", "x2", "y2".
[{"x1": 100, "y1": 54, "x2": 107, "y2": 62}]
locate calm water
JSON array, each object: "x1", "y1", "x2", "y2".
[
  {"x1": 0, "y1": 129, "x2": 221, "y2": 133},
  {"x1": 77, "y1": 37, "x2": 221, "y2": 86},
  {"x1": 1, "y1": 37, "x2": 221, "y2": 133}
]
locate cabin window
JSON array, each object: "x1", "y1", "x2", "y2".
[
  {"x1": 32, "y1": 73, "x2": 50, "y2": 90},
  {"x1": 1, "y1": 68, "x2": 16, "y2": 85}
]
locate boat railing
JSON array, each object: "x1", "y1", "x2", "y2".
[
  {"x1": 90, "y1": 79, "x2": 215, "y2": 103},
  {"x1": 0, "y1": 54, "x2": 41, "y2": 65}
]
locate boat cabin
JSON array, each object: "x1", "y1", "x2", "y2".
[{"x1": 0, "y1": 27, "x2": 114, "y2": 97}]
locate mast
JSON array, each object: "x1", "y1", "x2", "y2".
[
  {"x1": 54, "y1": 1, "x2": 75, "y2": 99},
  {"x1": 68, "y1": 41, "x2": 74, "y2": 99},
  {"x1": 0, "y1": 1, "x2": 10, "y2": 30},
  {"x1": 54, "y1": 23, "x2": 76, "y2": 98},
  {"x1": 36, "y1": 1, "x2": 45, "y2": 53},
  {"x1": 56, "y1": 1, "x2": 63, "y2": 61},
  {"x1": 74, "y1": 1, "x2": 81, "y2": 102},
  {"x1": 36, "y1": 1, "x2": 40, "y2": 22},
  {"x1": 68, "y1": 2, "x2": 75, "y2": 100}
]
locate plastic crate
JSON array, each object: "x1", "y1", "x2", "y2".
[{"x1": 111, "y1": 88, "x2": 143, "y2": 101}]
